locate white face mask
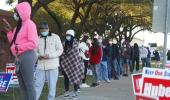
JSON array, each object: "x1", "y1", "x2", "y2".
[
  {"x1": 13, "y1": 13, "x2": 19, "y2": 21},
  {"x1": 66, "y1": 35, "x2": 71, "y2": 41},
  {"x1": 98, "y1": 39, "x2": 102, "y2": 43},
  {"x1": 109, "y1": 41, "x2": 112, "y2": 44}
]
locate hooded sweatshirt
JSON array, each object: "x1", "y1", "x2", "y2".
[{"x1": 7, "y1": 2, "x2": 38, "y2": 56}]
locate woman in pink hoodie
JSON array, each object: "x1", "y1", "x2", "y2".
[{"x1": 3, "y1": 2, "x2": 38, "y2": 100}]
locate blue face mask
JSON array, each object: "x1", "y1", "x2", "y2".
[
  {"x1": 41, "y1": 32, "x2": 49, "y2": 37},
  {"x1": 13, "y1": 13, "x2": 19, "y2": 21}
]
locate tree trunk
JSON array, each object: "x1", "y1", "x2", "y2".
[
  {"x1": 43, "y1": 5, "x2": 63, "y2": 33},
  {"x1": 70, "y1": 5, "x2": 80, "y2": 29},
  {"x1": 77, "y1": 3, "x2": 93, "y2": 37}
]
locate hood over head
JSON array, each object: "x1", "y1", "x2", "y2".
[{"x1": 16, "y1": 2, "x2": 31, "y2": 21}]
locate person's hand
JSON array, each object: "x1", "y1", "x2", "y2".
[
  {"x1": 2, "y1": 18, "x2": 12, "y2": 33},
  {"x1": 43, "y1": 54, "x2": 49, "y2": 59},
  {"x1": 38, "y1": 56, "x2": 44, "y2": 60}
]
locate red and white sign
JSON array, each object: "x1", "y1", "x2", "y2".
[
  {"x1": 141, "y1": 67, "x2": 170, "y2": 100},
  {"x1": 6, "y1": 63, "x2": 18, "y2": 84},
  {"x1": 135, "y1": 94, "x2": 158, "y2": 100},
  {"x1": 131, "y1": 73, "x2": 143, "y2": 95}
]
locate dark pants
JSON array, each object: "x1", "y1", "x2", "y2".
[
  {"x1": 17, "y1": 50, "x2": 37, "y2": 100},
  {"x1": 82, "y1": 60, "x2": 88, "y2": 83},
  {"x1": 141, "y1": 58, "x2": 147, "y2": 67},
  {"x1": 132, "y1": 58, "x2": 139, "y2": 71},
  {"x1": 63, "y1": 71, "x2": 79, "y2": 92}
]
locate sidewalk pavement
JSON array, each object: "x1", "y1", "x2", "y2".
[{"x1": 56, "y1": 76, "x2": 135, "y2": 100}]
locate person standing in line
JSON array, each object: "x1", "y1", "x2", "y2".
[
  {"x1": 129, "y1": 46, "x2": 133, "y2": 74},
  {"x1": 79, "y1": 33, "x2": 90, "y2": 88},
  {"x1": 118, "y1": 44, "x2": 124, "y2": 79},
  {"x1": 98, "y1": 40, "x2": 111, "y2": 82},
  {"x1": 146, "y1": 47, "x2": 151, "y2": 67},
  {"x1": 107, "y1": 39, "x2": 113, "y2": 79},
  {"x1": 122, "y1": 38, "x2": 131, "y2": 76},
  {"x1": 140, "y1": 46, "x2": 148, "y2": 68},
  {"x1": 132, "y1": 43, "x2": 140, "y2": 72},
  {"x1": 111, "y1": 39, "x2": 119, "y2": 80},
  {"x1": 153, "y1": 50, "x2": 160, "y2": 67},
  {"x1": 34, "y1": 22, "x2": 63, "y2": 100},
  {"x1": 97, "y1": 36, "x2": 103, "y2": 82},
  {"x1": 60, "y1": 29, "x2": 84, "y2": 99},
  {"x1": 167, "y1": 50, "x2": 170, "y2": 61},
  {"x1": 89, "y1": 38, "x2": 102, "y2": 87},
  {"x1": 2, "y1": 2, "x2": 38, "y2": 100}
]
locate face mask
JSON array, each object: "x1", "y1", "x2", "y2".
[
  {"x1": 41, "y1": 32, "x2": 49, "y2": 37},
  {"x1": 66, "y1": 36, "x2": 71, "y2": 41},
  {"x1": 103, "y1": 45, "x2": 106, "y2": 48},
  {"x1": 98, "y1": 39, "x2": 102, "y2": 43},
  {"x1": 109, "y1": 41, "x2": 112, "y2": 44},
  {"x1": 13, "y1": 13, "x2": 19, "y2": 21}
]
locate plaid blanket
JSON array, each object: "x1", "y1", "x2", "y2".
[{"x1": 60, "y1": 40, "x2": 84, "y2": 84}]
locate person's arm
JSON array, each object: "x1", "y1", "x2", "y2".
[
  {"x1": 17, "y1": 22, "x2": 38, "y2": 52},
  {"x1": 98, "y1": 47, "x2": 102, "y2": 60},
  {"x1": 7, "y1": 31, "x2": 13, "y2": 43},
  {"x1": 48, "y1": 35, "x2": 63, "y2": 58}
]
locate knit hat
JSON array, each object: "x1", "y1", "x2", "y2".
[
  {"x1": 39, "y1": 21, "x2": 49, "y2": 29},
  {"x1": 66, "y1": 29, "x2": 75, "y2": 37}
]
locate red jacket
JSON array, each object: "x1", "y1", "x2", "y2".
[{"x1": 89, "y1": 46, "x2": 102, "y2": 64}]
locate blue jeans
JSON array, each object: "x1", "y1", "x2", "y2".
[
  {"x1": 123, "y1": 59, "x2": 130, "y2": 74},
  {"x1": 98, "y1": 61, "x2": 109, "y2": 81},
  {"x1": 107, "y1": 57, "x2": 112, "y2": 79},
  {"x1": 129, "y1": 60, "x2": 133, "y2": 73},
  {"x1": 112, "y1": 59, "x2": 118, "y2": 79},
  {"x1": 119, "y1": 58, "x2": 124, "y2": 76}
]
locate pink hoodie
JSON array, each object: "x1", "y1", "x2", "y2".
[{"x1": 7, "y1": 2, "x2": 38, "y2": 56}]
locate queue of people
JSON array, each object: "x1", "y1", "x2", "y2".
[{"x1": 2, "y1": 1, "x2": 163, "y2": 100}]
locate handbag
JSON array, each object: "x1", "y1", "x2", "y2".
[{"x1": 14, "y1": 55, "x2": 21, "y2": 74}]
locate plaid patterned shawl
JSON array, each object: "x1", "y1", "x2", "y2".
[{"x1": 60, "y1": 40, "x2": 84, "y2": 84}]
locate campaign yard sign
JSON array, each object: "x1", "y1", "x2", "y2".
[
  {"x1": 131, "y1": 73, "x2": 143, "y2": 95},
  {"x1": 135, "y1": 94, "x2": 158, "y2": 100},
  {"x1": 141, "y1": 67, "x2": 170, "y2": 100},
  {"x1": 0, "y1": 73, "x2": 12, "y2": 92},
  {"x1": 6, "y1": 63, "x2": 18, "y2": 84}
]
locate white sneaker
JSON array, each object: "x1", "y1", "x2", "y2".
[
  {"x1": 71, "y1": 92, "x2": 78, "y2": 100},
  {"x1": 97, "y1": 80, "x2": 101, "y2": 83},
  {"x1": 63, "y1": 92, "x2": 70, "y2": 99},
  {"x1": 80, "y1": 83, "x2": 90, "y2": 88},
  {"x1": 106, "y1": 80, "x2": 111, "y2": 83},
  {"x1": 77, "y1": 89, "x2": 81, "y2": 93}
]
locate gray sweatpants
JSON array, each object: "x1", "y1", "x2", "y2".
[
  {"x1": 90, "y1": 64, "x2": 99, "y2": 83},
  {"x1": 17, "y1": 50, "x2": 37, "y2": 100}
]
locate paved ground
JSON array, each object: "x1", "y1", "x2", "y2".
[{"x1": 56, "y1": 76, "x2": 135, "y2": 100}]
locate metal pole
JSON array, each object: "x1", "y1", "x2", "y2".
[{"x1": 163, "y1": 0, "x2": 170, "y2": 68}]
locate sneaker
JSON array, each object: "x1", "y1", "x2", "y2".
[
  {"x1": 91, "y1": 83, "x2": 99, "y2": 87},
  {"x1": 123, "y1": 74, "x2": 128, "y2": 77},
  {"x1": 97, "y1": 80, "x2": 101, "y2": 83},
  {"x1": 80, "y1": 83, "x2": 90, "y2": 88},
  {"x1": 72, "y1": 92, "x2": 78, "y2": 100},
  {"x1": 119, "y1": 75, "x2": 123, "y2": 79},
  {"x1": 106, "y1": 80, "x2": 111, "y2": 83},
  {"x1": 63, "y1": 92, "x2": 70, "y2": 99},
  {"x1": 77, "y1": 89, "x2": 81, "y2": 93}
]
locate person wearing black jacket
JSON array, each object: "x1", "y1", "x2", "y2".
[
  {"x1": 132, "y1": 43, "x2": 140, "y2": 72},
  {"x1": 107, "y1": 39, "x2": 119, "y2": 80}
]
